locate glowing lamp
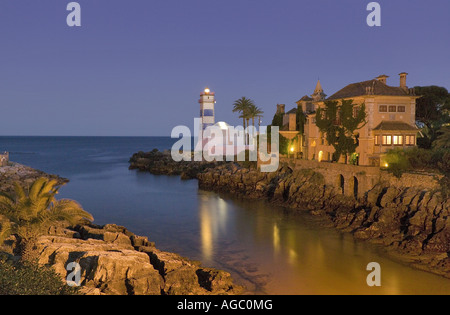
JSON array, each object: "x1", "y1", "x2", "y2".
[
  {"x1": 384, "y1": 163, "x2": 389, "y2": 168},
  {"x1": 204, "y1": 87, "x2": 210, "y2": 94},
  {"x1": 290, "y1": 146, "x2": 295, "y2": 153}
]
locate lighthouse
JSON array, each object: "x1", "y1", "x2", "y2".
[{"x1": 199, "y1": 87, "x2": 215, "y2": 131}]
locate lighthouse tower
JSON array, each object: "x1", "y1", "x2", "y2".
[{"x1": 199, "y1": 87, "x2": 215, "y2": 131}]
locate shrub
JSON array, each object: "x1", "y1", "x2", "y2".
[
  {"x1": 385, "y1": 148, "x2": 411, "y2": 178},
  {"x1": 0, "y1": 256, "x2": 79, "y2": 295},
  {"x1": 405, "y1": 147, "x2": 434, "y2": 170}
]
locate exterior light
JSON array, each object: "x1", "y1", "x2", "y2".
[
  {"x1": 384, "y1": 163, "x2": 389, "y2": 168},
  {"x1": 290, "y1": 146, "x2": 295, "y2": 153},
  {"x1": 204, "y1": 87, "x2": 210, "y2": 94}
]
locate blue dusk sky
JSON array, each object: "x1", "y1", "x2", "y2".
[{"x1": 0, "y1": 0, "x2": 449, "y2": 136}]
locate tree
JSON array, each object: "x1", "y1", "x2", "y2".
[
  {"x1": 433, "y1": 126, "x2": 450, "y2": 150},
  {"x1": 296, "y1": 106, "x2": 307, "y2": 135},
  {"x1": 233, "y1": 97, "x2": 256, "y2": 145},
  {"x1": 233, "y1": 97, "x2": 255, "y2": 129},
  {"x1": 414, "y1": 86, "x2": 450, "y2": 148},
  {"x1": 315, "y1": 99, "x2": 367, "y2": 163},
  {"x1": 0, "y1": 177, "x2": 93, "y2": 262},
  {"x1": 248, "y1": 104, "x2": 264, "y2": 128}
]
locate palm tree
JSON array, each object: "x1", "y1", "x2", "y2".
[
  {"x1": 248, "y1": 104, "x2": 264, "y2": 129},
  {"x1": 233, "y1": 97, "x2": 256, "y2": 145},
  {"x1": 0, "y1": 177, "x2": 94, "y2": 261},
  {"x1": 233, "y1": 97, "x2": 254, "y2": 127},
  {"x1": 246, "y1": 104, "x2": 264, "y2": 144}
]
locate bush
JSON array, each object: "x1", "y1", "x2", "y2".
[
  {"x1": 0, "y1": 256, "x2": 80, "y2": 295},
  {"x1": 385, "y1": 149, "x2": 411, "y2": 178},
  {"x1": 405, "y1": 147, "x2": 434, "y2": 170}
]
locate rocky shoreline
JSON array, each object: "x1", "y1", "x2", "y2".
[
  {"x1": 130, "y1": 150, "x2": 450, "y2": 280},
  {"x1": 0, "y1": 163, "x2": 68, "y2": 194},
  {"x1": 129, "y1": 149, "x2": 227, "y2": 180},
  {"x1": 0, "y1": 162, "x2": 243, "y2": 295}
]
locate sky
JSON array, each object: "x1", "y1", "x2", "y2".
[{"x1": 0, "y1": 0, "x2": 449, "y2": 136}]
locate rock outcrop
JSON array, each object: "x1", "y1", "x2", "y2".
[
  {"x1": 129, "y1": 149, "x2": 226, "y2": 180},
  {"x1": 0, "y1": 161, "x2": 243, "y2": 295},
  {"x1": 0, "y1": 163, "x2": 67, "y2": 194},
  {"x1": 35, "y1": 224, "x2": 243, "y2": 295}
]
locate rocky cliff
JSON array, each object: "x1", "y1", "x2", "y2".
[
  {"x1": 35, "y1": 224, "x2": 242, "y2": 295},
  {"x1": 0, "y1": 162, "x2": 243, "y2": 295},
  {"x1": 196, "y1": 163, "x2": 450, "y2": 278}
]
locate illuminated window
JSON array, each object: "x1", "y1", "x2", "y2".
[
  {"x1": 393, "y1": 135, "x2": 403, "y2": 145},
  {"x1": 405, "y1": 135, "x2": 416, "y2": 146},
  {"x1": 374, "y1": 135, "x2": 381, "y2": 145},
  {"x1": 382, "y1": 135, "x2": 392, "y2": 145},
  {"x1": 379, "y1": 105, "x2": 387, "y2": 112}
]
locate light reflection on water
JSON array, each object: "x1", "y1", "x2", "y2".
[
  {"x1": 3, "y1": 136, "x2": 450, "y2": 295},
  {"x1": 194, "y1": 190, "x2": 450, "y2": 295},
  {"x1": 59, "y1": 166, "x2": 450, "y2": 295}
]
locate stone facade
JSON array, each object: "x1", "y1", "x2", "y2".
[{"x1": 279, "y1": 73, "x2": 420, "y2": 166}]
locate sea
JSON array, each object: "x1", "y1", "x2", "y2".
[{"x1": 1, "y1": 136, "x2": 450, "y2": 294}]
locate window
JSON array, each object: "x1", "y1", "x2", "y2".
[
  {"x1": 397, "y1": 106, "x2": 406, "y2": 112},
  {"x1": 393, "y1": 135, "x2": 403, "y2": 145},
  {"x1": 320, "y1": 133, "x2": 325, "y2": 145},
  {"x1": 405, "y1": 135, "x2": 416, "y2": 146},
  {"x1": 374, "y1": 135, "x2": 381, "y2": 145},
  {"x1": 389, "y1": 106, "x2": 397, "y2": 112},
  {"x1": 353, "y1": 106, "x2": 360, "y2": 118},
  {"x1": 333, "y1": 110, "x2": 342, "y2": 125},
  {"x1": 382, "y1": 135, "x2": 392, "y2": 145},
  {"x1": 203, "y1": 109, "x2": 214, "y2": 117},
  {"x1": 379, "y1": 105, "x2": 387, "y2": 112}
]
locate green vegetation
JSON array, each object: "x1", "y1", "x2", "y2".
[
  {"x1": 384, "y1": 146, "x2": 450, "y2": 197},
  {"x1": 232, "y1": 97, "x2": 264, "y2": 147},
  {"x1": 315, "y1": 99, "x2": 367, "y2": 163},
  {"x1": 388, "y1": 86, "x2": 450, "y2": 195},
  {"x1": 296, "y1": 106, "x2": 306, "y2": 135},
  {"x1": 0, "y1": 177, "x2": 93, "y2": 262},
  {"x1": 267, "y1": 111, "x2": 290, "y2": 155},
  {"x1": 415, "y1": 86, "x2": 450, "y2": 149},
  {"x1": 0, "y1": 254, "x2": 79, "y2": 295}
]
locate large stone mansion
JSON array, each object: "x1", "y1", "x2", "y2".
[{"x1": 278, "y1": 72, "x2": 420, "y2": 166}]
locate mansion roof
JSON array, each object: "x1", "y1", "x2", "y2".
[
  {"x1": 297, "y1": 95, "x2": 313, "y2": 102},
  {"x1": 327, "y1": 79, "x2": 412, "y2": 100},
  {"x1": 373, "y1": 121, "x2": 418, "y2": 131}
]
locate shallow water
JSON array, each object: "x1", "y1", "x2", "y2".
[{"x1": 2, "y1": 136, "x2": 450, "y2": 294}]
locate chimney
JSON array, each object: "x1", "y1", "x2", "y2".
[
  {"x1": 276, "y1": 104, "x2": 285, "y2": 115},
  {"x1": 399, "y1": 72, "x2": 408, "y2": 90},
  {"x1": 376, "y1": 75, "x2": 389, "y2": 85}
]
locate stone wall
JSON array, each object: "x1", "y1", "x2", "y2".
[{"x1": 277, "y1": 158, "x2": 440, "y2": 199}]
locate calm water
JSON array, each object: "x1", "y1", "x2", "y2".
[{"x1": 1, "y1": 136, "x2": 450, "y2": 295}]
